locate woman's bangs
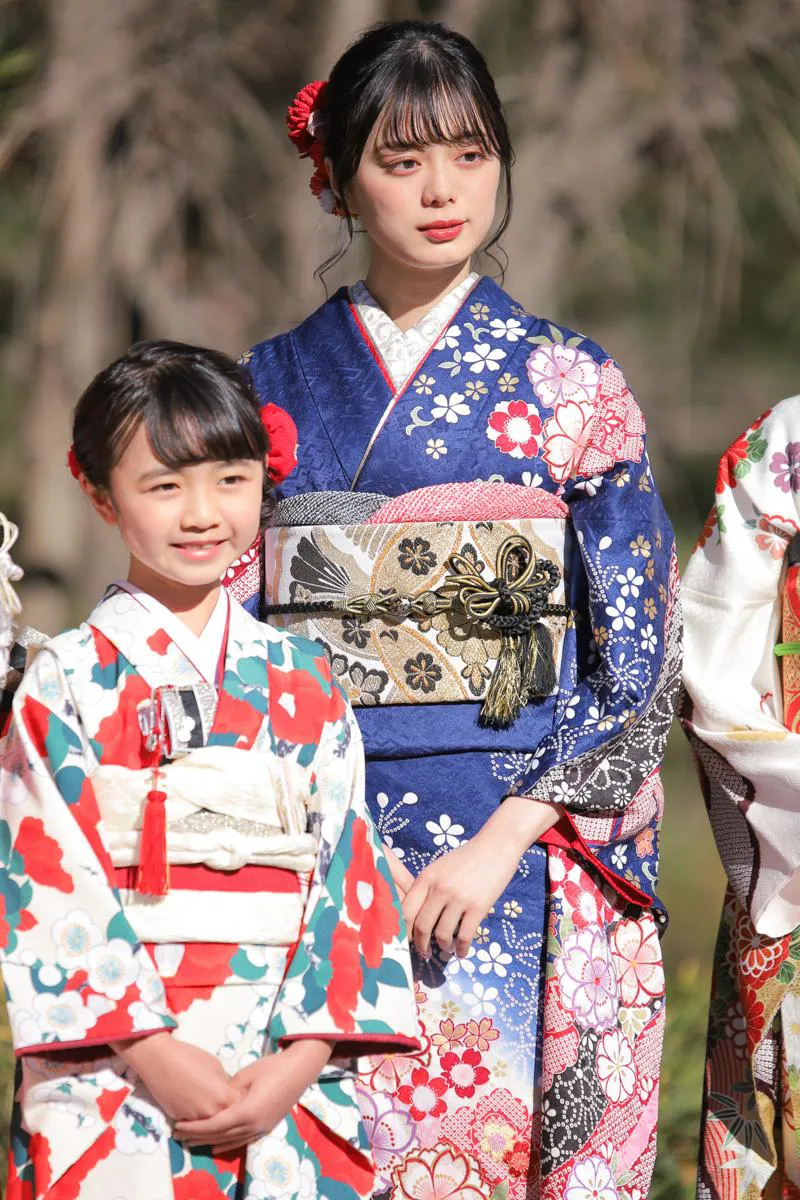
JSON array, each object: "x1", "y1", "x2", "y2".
[{"x1": 375, "y1": 74, "x2": 500, "y2": 158}]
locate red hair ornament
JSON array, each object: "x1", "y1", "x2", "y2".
[
  {"x1": 286, "y1": 80, "x2": 346, "y2": 217},
  {"x1": 261, "y1": 402, "x2": 298, "y2": 485}
]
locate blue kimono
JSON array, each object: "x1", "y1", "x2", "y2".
[{"x1": 238, "y1": 274, "x2": 681, "y2": 1200}]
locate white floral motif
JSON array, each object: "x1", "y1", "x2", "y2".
[
  {"x1": 564, "y1": 1155, "x2": 619, "y2": 1200},
  {"x1": 31, "y1": 991, "x2": 98, "y2": 1040},
  {"x1": 87, "y1": 939, "x2": 139, "y2": 1000},
  {"x1": 526, "y1": 343, "x2": 600, "y2": 409},
  {"x1": 463, "y1": 343, "x2": 506, "y2": 373},
  {"x1": 250, "y1": 1130, "x2": 301, "y2": 1199},
  {"x1": 435, "y1": 326, "x2": 462, "y2": 350},
  {"x1": 425, "y1": 814, "x2": 465, "y2": 848},
  {"x1": 640, "y1": 624, "x2": 658, "y2": 654},
  {"x1": 430, "y1": 393, "x2": 470, "y2": 424},
  {"x1": 596, "y1": 1029, "x2": 637, "y2": 1102},
  {"x1": 426, "y1": 439, "x2": 447, "y2": 460},
  {"x1": 489, "y1": 317, "x2": 525, "y2": 341},
  {"x1": 605, "y1": 597, "x2": 636, "y2": 632},
  {"x1": 616, "y1": 567, "x2": 644, "y2": 599},
  {"x1": 51, "y1": 910, "x2": 103, "y2": 969},
  {"x1": 475, "y1": 941, "x2": 513, "y2": 977},
  {"x1": 461, "y1": 980, "x2": 499, "y2": 1016}
]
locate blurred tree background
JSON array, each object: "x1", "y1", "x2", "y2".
[{"x1": 3, "y1": 0, "x2": 800, "y2": 1194}]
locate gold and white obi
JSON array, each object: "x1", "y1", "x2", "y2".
[
  {"x1": 92, "y1": 746, "x2": 316, "y2": 944},
  {"x1": 264, "y1": 516, "x2": 569, "y2": 708}
]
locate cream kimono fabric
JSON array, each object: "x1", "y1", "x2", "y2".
[
  {"x1": 683, "y1": 397, "x2": 800, "y2": 1199},
  {"x1": 0, "y1": 588, "x2": 417, "y2": 1200}
]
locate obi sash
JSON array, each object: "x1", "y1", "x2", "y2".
[
  {"x1": 264, "y1": 482, "x2": 571, "y2": 728},
  {"x1": 93, "y1": 745, "x2": 316, "y2": 944}
]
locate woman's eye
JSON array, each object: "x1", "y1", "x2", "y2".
[
  {"x1": 387, "y1": 158, "x2": 419, "y2": 173},
  {"x1": 459, "y1": 149, "x2": 485, "y2": 164}
]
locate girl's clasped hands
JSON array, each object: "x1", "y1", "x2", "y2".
[{"x1": 113, "y1": 1033, "x2": 332, "y2": 1153}]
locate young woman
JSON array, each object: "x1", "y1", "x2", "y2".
[
  {"x1": 682, "y1": 400, "x2": 800, "y2": 1198},
  {"x1": 231, "y1": 21, "x2": 681, "y2": 1200},
  {"x1": 0, "y1": 340, "x2": 417, "y2": 1200}
]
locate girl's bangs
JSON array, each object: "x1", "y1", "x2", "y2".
[{"x1": 374, "y1": 73, "x2": 501, "y2": 158}]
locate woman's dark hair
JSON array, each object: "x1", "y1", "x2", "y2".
[
  {"x1": 318, "y1": 20, "x2": 513, "y2": 282},
  {"x1": 72, "y1": 339, "x2": 273, "y2": 525}
]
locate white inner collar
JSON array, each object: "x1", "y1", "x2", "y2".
[
  {"x1": 350, "y1": 272, "x2": 479, "y2": 391},
  {"x1": 113, "y1": 582, "x2": 229, "y2": 684}
]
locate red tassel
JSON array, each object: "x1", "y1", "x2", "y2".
[{"x1": 136, "y1": 788, "x2": 170, "y2": 896}]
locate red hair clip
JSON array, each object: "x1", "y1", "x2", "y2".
[
  {"x1": 261, "y1": 403, "x2": 298, "y2": 485},
  {"x1": 286, "y1": 80, "x2": 346, "y2": 217}
]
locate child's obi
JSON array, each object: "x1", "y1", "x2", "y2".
[
  {"x1": 92, "y1": 746, "x2": 316, "y2": 945},
  {"x1": 264, "y1": 482, "x2": 572, "y2": 729}
]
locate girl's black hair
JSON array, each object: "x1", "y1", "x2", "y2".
[
  {"x1": 72, "y1": 339, "x2": 273, "y2": 525},
  {"x1": 318, "y1": 20, "x2": 513, "y2": 283}
]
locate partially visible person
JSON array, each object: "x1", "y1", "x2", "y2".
[
  {"x1": 228, "y1": 19, "x2": 682, "y2": 1199},
  {"x1": 0, "y1": 340, "x2": 417, "y2": 1200},
  {"x1": 683, "y1": 397, "x2": 800, "y2": 1198}
]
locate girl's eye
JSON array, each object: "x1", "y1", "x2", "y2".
[
  {"x1": 458, "y1": 149, "x2": 486, "y2": 165},
  {"x1": 386, "y1": 158, "x2": 419, "y2": 174},
  {"x1": 150, "y1": 482, "x2": 178, "y2": 493},
  {"x1": 220, "y1": 474, "x2": 246, "y2": 486}
]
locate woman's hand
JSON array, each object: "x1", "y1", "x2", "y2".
[
  {"x1": 402, "y1": 797, "x2": 561, "y2": 959},
  {"x1": 383, "y1": 842, "x2": 415, "y2": 899},
  {"x1": 111, "y1": 1032, "x2": 240, "y2": 1123},
  {"x1": 174, "y1": 1038, "x2": 333, "y2": 1153}
]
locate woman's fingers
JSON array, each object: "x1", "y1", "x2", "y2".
[
  {"x1": 432, "y1": 902, "x2": 464, "y2": 956},
  {"x1": 455, "y1": 908, "x2": 483, "y2": 958}
]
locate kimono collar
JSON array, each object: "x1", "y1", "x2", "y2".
[
  {"x1": 349, "y1": 272, "x2": 479, "y2": 392},
  {"x1": 112, "y1": 581, "x2": 229, "y2": 685}
]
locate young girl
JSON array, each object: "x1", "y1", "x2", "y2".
[
  {"x1": 229, "y1": 20, "x2": 681, "y2": 1200},
  {"x1": 682, "y1": 400, "x2": 800, "y2": 1198},
  {"x1": 0, "y1": 340, "x2": 418, "y2": 1200}
]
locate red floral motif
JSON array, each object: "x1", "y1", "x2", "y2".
[
  {"x1": 734, "y1": 912, "x2": 790, "y2": 983},
  {"x1": 695, "y1": 505, "x2": 718, "y2": 552},
  {"x1": 174, "y1": 1167, "x2": 237, "y2": 1200},
  {"x1": 504, "y1": 1137, "x2": 530, "y2": 1176},
  {"x1": 441, "y1": 1088, "x2": 532, "y2": 1197},
  {"x1": 344, "y1": 816, "x2": 401, "y2": 968},
  {"x1": 286, "y1": 80, "x2": 327, "y2": 161},
  {"x1": 329, "y1": 922, "x2": 362, "y2": 1031},
  {"x1": 716, "y1": 432, "x2": 749, "y2": 494},
  {"x1": 15, "y1": 817, "x2": 74, "y2": 893},
  {"x1": 266, "y1": 664, "x2": 342, "y2": 748},
  {"x1": 561, "y1": 877, "x2": 600, "y2": 929},
  {"x1": 397, "y1": 1066, "x2": 449, "y2": 1121},
  {"x1": 261, "y1": 402, "x2": 299, "y2": 485},
  {"x1": 66, "y1": 445, "x2": 82, "y2": 480},
  {"x1": 487, "y1": 399, "x2": 542, "y2": 459},
  {"x1": 440, "y1": 1048, "x2": 490, "y2": 1098}
]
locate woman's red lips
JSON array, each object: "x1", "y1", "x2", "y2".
[
  {"x1": 419, "y1": 220, "x2": 466, "y2": 243},
  {"x1": 418, "y1": 220, "x2": 464, "y2": 230}
]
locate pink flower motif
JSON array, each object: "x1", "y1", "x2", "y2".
[
  {"x1": 577, "y1": 359, "x2": 645, "y2": 478},
  {"x1": 394, "y1": 1147, "x2": 485, "y2": 1200},
  {"x1": 755, "y1": 514, "x2": 792, "y2": 560},
  {"x1": 564, "y1": 1155, "x2": 620, "y2": 1200},
  {"x1": 431, "y1": 1018, "x2": 467, "y2": 1055},
  {"x1": 397, "y1": 1067, "x2": 449, "y2": 1122},
  {"x1": 526, "y1": 343, "x2": 600, "y2": 409},
  {"x1": 440, "y1": 1048, "x2": 490, "y2": 1098},
  {"x1": 541, "y1": 399, "x2": 595, "y2": 483},
  {"x1": 595, "y1": 1029, "x2": 637, "y2": 1103},
  {"x1": 609, "y1": 918, "x2": 665, "y2": 1007},
  {"x1": 555, "y1": 924, "x2": 619, "y2": 1030},
  {"x1": 356, "y1": 1085, "x2": 417, "y2": 1191},
  {"x1": 463, "y1": 1016, "x2": 500, "y2": 1052},
  {"x1": 441, "y1": 1088, "x2": 531, "y2": 1196},
  {"x1": 487, "y1": 399, "x2": 542, "y2": 459}
]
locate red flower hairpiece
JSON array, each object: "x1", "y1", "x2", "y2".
[
  {"x1": 286, "y1": 80, "x2": 346, "y2": 217},
  {"x1": 261, "y1": 403, "x2": 298, "y2": 485},
  {"x1": 67, "y1": 445, "x2": 82, "y2": 480}
]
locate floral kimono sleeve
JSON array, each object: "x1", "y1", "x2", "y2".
[
  {"x1": 269, "y1": 692, "x2": 418, "y2": 1055},
  {"x1": 0, "y1": 647, "x2": 176, "y2": 1054},
  {"x1": 518, "y1": 408, "x2": 681, "y2": 816}
]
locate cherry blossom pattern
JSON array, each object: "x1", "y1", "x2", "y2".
[
  {"x1": 564, "y1": 1154, "x2": 620, "y2": 1200},
  {"x1": 526, "y1": 343, "x2": 600, "y2": 410},
  {"x1": 397, "y1": 1066, "x2": 449, "y2": 1122},
  {"x1": 595, "y1": 1029, "x2": 637, "y2": 1103},
  {"x1": 555, "y1": 924, "x2": 619, "y2": 1030},
  {"x1": 356, "y1": 1086, "x2": 417, "y2": 1190},
  {"x1": 770, "y1": 442, "x2": 800, "y2": 493},
  {"x1": 441, "y1": 1088, "x2": 533, "y2": 1199},
  {"x1": 540, "y1": 399, "x2": 594, "y2": 483},
  {"x1": 609, "y1": 918, "x2": 665, "y2": 1007},
  {"x1": 393, "y1": 1147, "x2": 485, "y2": 1200},
  {"x1": 486, "y1": 399, "x2": 543, "y2": 460},
  {"x1": 440, "y1": 1047, "x2": 490, "y2": 1098}
]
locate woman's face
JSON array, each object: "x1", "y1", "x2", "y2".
[{"x1": 344, "y1": 120, "x2": 502, "y2": 278}]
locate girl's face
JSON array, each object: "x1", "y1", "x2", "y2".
[
  {"x1": 345, "y1": 127, "x2": 502, "y2": 277},
  {"x1": 87, "y1": 422, "x2": 263, "y2": 598}
]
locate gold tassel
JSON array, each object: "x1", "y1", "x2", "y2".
[{"x1": 480, "y1": 630, "x2": 525, "y2": 729}]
